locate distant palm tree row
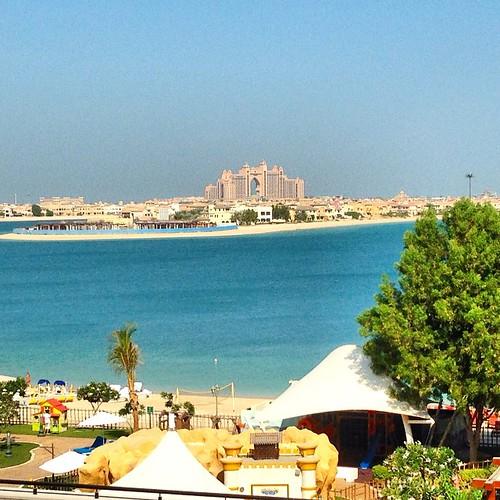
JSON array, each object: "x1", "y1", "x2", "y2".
[{"x1": 107, "y1": 322, "x2": 142, "y2": 432}]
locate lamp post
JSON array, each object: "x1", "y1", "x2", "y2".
[
  {"x1": 5, "y1": 432, "x2": 12, "y2": 457},
  {"x1": 210, "y1": 384, "x2": 220, "y2": 419},
  {"x1": 466, "y1": 173, "x2": 473, "y2": 199},
  {"x1": 210, "y1": 357, "x2": 220, "y2": 423}
]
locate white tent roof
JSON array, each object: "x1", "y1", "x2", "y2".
[
  {"x1": 77, "y1": 411, "x2": 126, "y2": 427},
  {"x1": 106, "y1": 431, "x2": 230, "y2": 499},
  {"x1": 257, "y1": 344, "x2": 429, "y2": 423},
  {"x1": 40, "y1": 451, "x2": 85, "y2": 474}
]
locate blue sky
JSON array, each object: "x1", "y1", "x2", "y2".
[{"x1": 1, "y1": 1, "x2": 499, "y2": 202}]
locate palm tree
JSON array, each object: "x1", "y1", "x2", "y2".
[{"x1": 107, "y1": 323, "x2": 142, "y2": 432}]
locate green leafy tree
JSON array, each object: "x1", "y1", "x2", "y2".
[
  {"x1": 108, "y1": 323, "x2": 142, "y2": 432},
  {"x1": 345, "y1": 210, "x2": 362, "y2": 219},
  {"x1": 119, "y1": 401, "x2": 145, "y2": 417},
  {"x1": 31, "y1": 204, "x2": 42, "y2": 216},
  {"x1": 46, "y1": 209, "x2": 54, "y2": 216},
  {"x1": 359, "y1": 199, "x2": 500, "y2": 461},
  {"x1": 295, "y1": 210, "x2": 307, "y2": 222},
  {"x1": 173, "y1": 208, "x2": 203, "y2": 221},
  {"x1": 1, "y1": 377, "x2": 27, "y2": 397},
  {"x1": 77, "y1": 381, "x2": 119, "y2": 414},
  {"x1": 272, "y1": 204, "x2": 290, "y2": 221},
  {"x1": 231, "y1": 209, "x2": 258, "y2": 225},
  {"x1": 0, "y1": 382, "x2": 21, "y2": 431}
]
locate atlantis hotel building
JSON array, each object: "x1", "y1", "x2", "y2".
[{"x1": 204, "y1": 161, "x2": 305, "y2": 201}]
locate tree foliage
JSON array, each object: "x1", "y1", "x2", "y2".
[
  {"x1": 173, "y1": 209, "x2": 203, "y2": 221},
  {"x1": 0, "y1": 382, "x2": 20, "y2": 430},
  {"x1": 1, "y1": 378, "x2": 27, "y2": 397},
  {"x1": 272, "y1": 204, "x2": 290, "y2": 221},
  {"x1": 358, "y1": 199, "x2": 500, "y2": 461},
  {"x1": 231, "y1": 209, "x2": 258, "y2": 225},
  {"x1": 77, "y1": 381, "x2": 119, "y2": 414},
  {"x1": 108, "y1": 323, "x2": 142, "y2": 432},
  {"x1": 295, "y1": 210, "x2": 307, "y2": 222},
  {"x1": 31, "y1": 204, "x2": 42, "y2": 217}
]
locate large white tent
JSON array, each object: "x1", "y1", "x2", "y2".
[
  {"x1": 257, "y1": 344, "x2": 430, "y2": 424},
  {"x1": 106, "y1": 431, "x2": 230, "y2": 499}
]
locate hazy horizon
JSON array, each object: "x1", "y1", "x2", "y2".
[{"x1": 1, "y1": 2, "x2": 499, "y2": 202}]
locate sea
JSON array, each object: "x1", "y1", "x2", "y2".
[{"x1": 0, "y1": 220, "x2": 413, "y2": 397}]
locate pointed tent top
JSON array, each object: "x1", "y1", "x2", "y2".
[
  {"x1": 107, "y1": 431, "x2": 230, "y2": 499},
  {"x1": 257, "y1": 344, "x2": 429, "y2": 423}
]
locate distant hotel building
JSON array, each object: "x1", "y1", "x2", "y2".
[{"x1": 204, "y1": 161, "x2": 305, "y2": 201}]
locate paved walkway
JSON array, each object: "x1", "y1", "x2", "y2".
[{"x1": 0, "y1": 434, "x2": 91, "y2": 481}]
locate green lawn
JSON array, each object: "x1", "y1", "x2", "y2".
[
  {"x1": 3, "y1": 425, "x2": 129, "y2": 439},
  {"x1": 0, "y1": 442, "x2": 38, "y2": 468}
]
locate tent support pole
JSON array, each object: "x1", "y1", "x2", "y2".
[{"x1": 401, "y1": 415, "x2": 414, "y2": 443}]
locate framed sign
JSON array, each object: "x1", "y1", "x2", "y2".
[{"x1": 251, "y1": 484, "x2": 289, "y2": 497}]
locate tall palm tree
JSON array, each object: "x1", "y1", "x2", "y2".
[{"x1": 107, "y1": 323, "x2": 142, "y2": 432}]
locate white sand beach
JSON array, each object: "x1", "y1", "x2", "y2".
[
  {"x1": 0, "y1": 373, "x2": 269, "y2": 415},
  {"x1": 0, "y1": 217, "x2": 415, "y2": 241},
  {"x1": 69, "y1": 391, "x2": 271, "y2": 416}
]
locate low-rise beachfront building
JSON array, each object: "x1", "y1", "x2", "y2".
[
  {"x1": 253, "y1": 205, "x2": 273, "y2": 223},
  {"x1": 0, "y1": 204, "x2": 15, "y2": 217},
  {"x1": 208, "y1": 204, "x2": 235, "y2": 225}
]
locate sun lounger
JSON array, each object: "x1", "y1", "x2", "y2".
[{"x1": 73, "y1": 435, "x2": 107, "y2": 455}]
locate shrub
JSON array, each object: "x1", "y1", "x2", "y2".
[
  {"x1": 458, "y1": 467, "x2": 495, "y2": 486},
  {"x1": 372, "y1": 464, "x2": 391, "y2": 480},
  {"x1": 382, "y1": 443, "x2": 460, "y2": 499}
]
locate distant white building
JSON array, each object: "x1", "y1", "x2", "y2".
[
  {"x1": 254, "y1": 205, "x2": 273, "y2": 223},
  {"x1": 208, "y1": 204, "x2": 234, "y2": 225},
  {"x1": 158, "y1": 206, "x2": 176, "y2": 220}
]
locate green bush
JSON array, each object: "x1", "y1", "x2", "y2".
[
  {"x1": 458, "y1": 467, "x2": 494, "y2": 486},
  {"x1": 372, "y1": 464, "x2": 391, "y2": 480},
  {"x1": 382, "y1": 443, "x2": 461, "y2": 499}
]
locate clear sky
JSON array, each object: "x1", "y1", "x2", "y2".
[{"x1": 1, "y1": 1, "x2": 499, "y2": 202}]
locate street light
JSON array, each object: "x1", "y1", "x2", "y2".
[
  {"x1": 210, "y1": 357, "x2": 220, "y2": 422},
  {"x1": 466, "y1": 173, "x2": 473, "y2": 199}
]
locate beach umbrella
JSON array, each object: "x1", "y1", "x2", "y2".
[
  {"x1": 77, "y1": 411, "x2": 126, "y2": 428},
  {"x1": 39, "y1": 451, "x2": 85, "y2": 474}
]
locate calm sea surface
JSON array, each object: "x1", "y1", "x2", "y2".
[{"x1": 0, "y1": 221, "x2": 413, "y2": 396}]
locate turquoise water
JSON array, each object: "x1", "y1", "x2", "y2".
[{"x1": 0, "y1": 221, "x2": 412, "y2": 396}]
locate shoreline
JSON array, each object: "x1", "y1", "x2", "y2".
[
  {"x1": 0, "y1": 378, "x2": 270, "y2": 416},
  {"x1": 0, "y1": 216, "x2": 416, "y2": 241}
]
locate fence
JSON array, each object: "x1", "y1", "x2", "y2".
[
  {"x1": 330, "y1": 481, "x2": 385, "y2": 500},
  {"x1": 13, "y1": 406, "x2": 239, "y2": 432},
  {"x1": 458, "y1": 460, "x2": 492, "y2": 471},
  {"x1": 479, "y1": 423, "x2": 500, "y2": 449},
  {"x1": 36, "y1": 471, "x2": 80, "y2": 491},
  {"x1": 0, "y1": 478, "x2": 300, "y2": 500}
]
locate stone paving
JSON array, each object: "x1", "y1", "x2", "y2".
[{"x1": 0, "y1": 434, "x2": 91, "y2": 481}]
